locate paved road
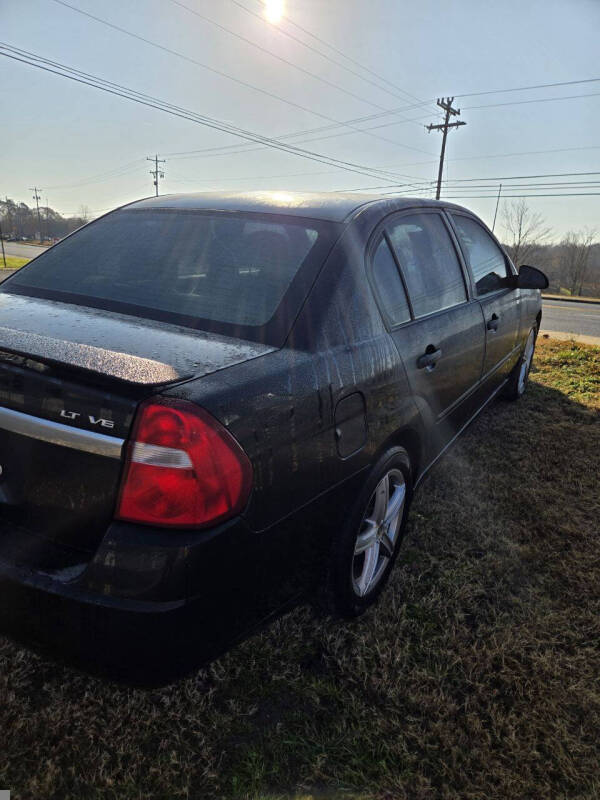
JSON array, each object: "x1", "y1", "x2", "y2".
[
  {"x1": 2, "y1": 241, "x2": 49, "y2": 258},
  {"x1": 540, "y1": 299, "x2": 600, "y2": 339}
]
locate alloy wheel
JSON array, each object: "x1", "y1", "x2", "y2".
[
  {"x1": 518, "y1": 328, "x2": 536, "y2": 394},
  {"x1": 352, "y1": 468, "x2": 406, "y2": 597}
]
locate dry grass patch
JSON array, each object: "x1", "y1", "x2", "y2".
[{"x1": 1, "y1": 338, "x2": 599, "y2": 799}]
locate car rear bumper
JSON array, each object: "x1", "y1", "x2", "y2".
[
  {"x1": 0, "y1": 468, "x2": 368, "y2": 679},
  {"x1": 0, "y1": 563, "x2": 191, "y2": 681},
  {"x1": 0, "y1": 515, "x2": 276, "y2": 680}
]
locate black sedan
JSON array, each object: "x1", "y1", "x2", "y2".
[{"x1": 0, "y1": 192, "x2": 547, "y2": 673}]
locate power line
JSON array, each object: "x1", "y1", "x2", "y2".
[
  {"x1": 48, "y1": 0, "x2": 431, "y2": 156},
  {"x1": 417, "y1": 193, "x2": 600, "y2": 199},
  {"x1": 463, "y1": 91, "x2": 600, "y2": 111},
  {"x1": 435, "y1": 144, "x2": 600, "y2": 166},
  {"x1": 441, "y1": 170, "x2": 600, "y2": 183},
  {"x1": 456, "y1": 76, "x2": 600, "y2": 99},
  {"x1": 383, "y1": 184, "x2": 600, "y2": 199},
  {"x1": 259, "y1": 0, "x2": 428, "y2": 106},
  {"x1": 229, "y1": 0, "x2": 438, "y2": 111},
  {"x1": 161, "y1": 87, "x2": 600, "y2": 164},
  {"x1": 442, "y1": 181, "x2": 600, "y2": 189},
  {"x1": 2, "y1": 43, "x2": 380, "y2": 173},
  {"x1": 229, "y1": 5, "x2": 600, "y2": 113},
  {"x1": 436, "y1": 183, "x2": 600, "y2": 191},
  {"x1": 168, "y1": 168, "x2": 338, "y2": 184},
  {"x1": 338, "y1": 170, "x2": 600, "y2": 193},
  {"x1": 163, "y1": 109, "x2": 436, "y2": 165},
  {"x1": 162, "y1": 98, "x2": 434, "y2": 154},
  {"x1": 47, "y1": 0, "x2": 345, "y2": 119},
  {"x1": 162, "y1": 174, "x2": 600, "y2": 193},
  {"x1": 10, "y1": 29, "x2": 599, "y2": 200},
  {"x1": 373, "y1": 186, "x2": 600, "y2": 199},
  {"x1": 341, "y1": 144, "x2": 600, "y2": 178},
  {"x1": 0, "y1": 43, "x2": 421, "y2": 183},
  {"x1": 168, "y1": 0, "x2": 392, "y2": 112},
  {"x1": 158, "y1": 99, "x2": 445, "y2": 162},
  {"x1": 43, "y1": 158, "x2": 146, "y2": 190},
  {"x1": 377, "y1": 181, "x2": 600, "y2": 197}
]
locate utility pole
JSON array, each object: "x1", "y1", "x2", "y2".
[
  {"x1": 30, "y1": 186, "x2": 43, "y2": 242},
  {"x1": 147, "y1": 155, "x2": 165, "y2": 196},
  {"x1": 0, "y1": 217, "x2": 6, "y2": 269},
  {"x1": 492, "y1": 183, "x2": 502, "y2": 232},
  {"x1": 426, "y1": 98, "x2": 466, "y2": 200},
  {"x1": 4, "y1": 196, "x2": 14, "y2": 242}
]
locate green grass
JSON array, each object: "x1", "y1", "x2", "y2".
[
  {"x1": 536, "y1": 335, "x2": 600, "y2": 399},
  {"x1": 0, "y1": 256, "x2": 30, "y2": 270},
  {"x1": 1, "y1": 338, "x2": 599, "y2": 800}
]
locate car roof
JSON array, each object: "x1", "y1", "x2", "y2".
[{"x1": 124, "y1": 191, "x2": 468, "y2": 224}]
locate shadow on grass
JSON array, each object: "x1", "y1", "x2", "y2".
[{"x1": 1, "y1": 349, "x2": 599, "y2": 799}]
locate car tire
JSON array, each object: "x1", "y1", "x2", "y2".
[
  {"x1": 318, "y1": 446, "x2": 412, "y2": 618},
  {"x1": 502, "y1": 323, "x2": 538, "y2": 401}
]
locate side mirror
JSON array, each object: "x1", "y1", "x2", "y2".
[{"x1": 513, "y1": 264, "x2": 549, "y2": 290}]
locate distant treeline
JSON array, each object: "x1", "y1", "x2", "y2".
[
  {"x1": 0, "y1": 198, "x2": 90, "y2": 241},
  {"x1": 2, "y1": 196, "x2": 599, "y2": 297},
  {"x1": 505, "y1": 241, "x2": 600, "y2": 298}
]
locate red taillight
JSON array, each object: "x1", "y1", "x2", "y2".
[{"x1": 116, "y1": 398, "x2": 252, "y2": 528}]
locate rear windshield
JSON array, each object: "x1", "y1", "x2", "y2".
[{"x1": 2, "y1": 208, "x2": 336, "y2": 345}]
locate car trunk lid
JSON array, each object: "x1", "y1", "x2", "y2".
[{"x1": 0, "y1": 294, "x2": 274, "y2": 565}]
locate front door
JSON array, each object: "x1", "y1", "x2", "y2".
[{"x1": 448, "y1": 213, "x2": 521, "y2": 391}]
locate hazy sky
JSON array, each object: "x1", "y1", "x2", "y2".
[{"x1": 3, "y1": 0, "x2": 600, "y2": 239}]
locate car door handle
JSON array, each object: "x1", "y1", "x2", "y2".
[
  {"x1": 487, "y1": 313, "x2": 499, "y2": 331},
  {"x1": 417, "y1": 347, "x2": 442, "y2": 370}
]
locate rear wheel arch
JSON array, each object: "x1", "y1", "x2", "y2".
[
  {"x1": 372, "y1": 426, "x2": 422, "y2": 485},
  {"x1": 318, "y1": 443, "x2": 413, "y2": 617}
]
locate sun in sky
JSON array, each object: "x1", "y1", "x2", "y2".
[{"x1": 264, "y1": 0, "x2": 284, "y2": 24}]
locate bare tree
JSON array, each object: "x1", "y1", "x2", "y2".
[
  {"x1": 560, "y1": 229, "x2": 597, "y2": 296},
  {"x1": 78, "y1": 205, "x2": 90, "y2": 223},
  {"x1": 501, "y1": 199, "x2": 551, "y2": 266}
]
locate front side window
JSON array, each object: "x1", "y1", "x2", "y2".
[
  {"x1": 386, "y1": 212, "x2": 467, "y2": 318},
  {"x1": 2, "y1": 209, "x2": 333, "y2": 344},
  {"x1": 371, "y1": 236, "x2": 411, "y2": 325},
  {"x1": 451, "y1": 215, "x2": 509, "y2": 295}
]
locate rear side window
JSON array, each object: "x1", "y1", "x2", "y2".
[
  {"x1": 2, "y1": 209, "x2": 333, "y2": 344},
  {"x1": 386, "y1": 212, "x2": 467, "y2": 318},
  {"x1": 371, "y1": 237, "x2": 411, "y2": 325},
  {"x1": 451, "y1": 215, "x2": 509, "y2": 295}
]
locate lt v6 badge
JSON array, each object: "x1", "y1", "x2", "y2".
[{"x1": 60, "y1": 409, "x2": 115, "y2": 429}]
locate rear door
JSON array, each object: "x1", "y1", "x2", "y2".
[
  {"x1": 448, "y1": 212, "x2": 521, "y2": 392},
  {"x1": 369, "y1": 209, "x2": 486, "y2": 458}
]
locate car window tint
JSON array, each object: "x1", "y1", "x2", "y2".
[
  {"x1": 451, "y1": 215, "x2": 509, "y2": 295},
  {"x1": 371, "y1": 237, "x2": 411, "y2": 325},
  {"x1": 386, "y1": 213, "x2": 467, "y2": 317},
  {"x1": 7, "y1": 210, "x2": 322, "y2": 329}
]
